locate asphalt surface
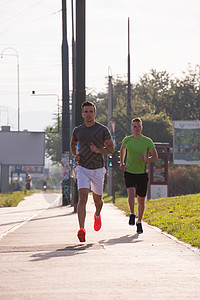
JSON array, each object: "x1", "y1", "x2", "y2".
[{"x1": 0, "y1": 193, "x2": 200, "y2": 300}]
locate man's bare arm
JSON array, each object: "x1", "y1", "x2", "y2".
[
  {"x1": 119, "y1": 144, "x2": 126, "y2": 171},
  {"x1": 140, "y1": 147, "x2": 158, "y2": 163},
  {"x1": 90, "y1": 139, "x2": 115, "y2": 154},
  {"x1": 70, "y1": 138, "x2": 80, "y2": 162}
]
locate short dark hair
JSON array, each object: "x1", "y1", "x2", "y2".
[
  {"x1": 81, "y1": 101, "x2": 96, "y2": 112},
  {"x1": 131, "y1": 117, "x2": 142, "y2": 125}
]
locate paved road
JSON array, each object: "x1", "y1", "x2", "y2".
[
  {"x1": 0, "y1": 193, "x2": 61, "y2": 239},
  {"x1": 0, "y1": 193, "x2": 200, "y2": 300}
]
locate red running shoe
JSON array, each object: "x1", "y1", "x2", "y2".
[
  {"x1": 77, "y1": 228, "x2": 86, "y2": 242},
  {"x1": 94, "y1": 214, "x2": 102, "y2": 231}
]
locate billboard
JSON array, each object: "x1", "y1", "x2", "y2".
[
  {"x1": 0, "y1": 131, "x2": 45, "y2": 165},
  {"x1": 11, "y1": 166, "x2": 44, "y2": 174},
  {"x1": 173, "y1": 121, "x2": 200, "y2": 165}
]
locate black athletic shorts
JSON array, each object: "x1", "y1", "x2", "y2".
[{"x1": 124, "y1": 171, "x2": 149, "y2": 197}]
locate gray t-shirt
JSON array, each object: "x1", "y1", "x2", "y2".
[{"x1": 72, "y1": 122, "x2": 111, "y2": 169}]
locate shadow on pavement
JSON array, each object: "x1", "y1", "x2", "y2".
[
  {"x1": 99, "y1": 233, "x2": 141, "y2": 245},
  {"x1": 30, "y1": 243, "x2": 102, "y2": 262},
  {"x1": 30, "y1": 234, "x2": 141, "y2": 262}
]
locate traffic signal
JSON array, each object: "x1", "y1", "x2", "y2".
[
  {"x1": 108, "y1": 155, "x2": 113, "y2": 167},
  {"x1": 108, "y1": 151, "x2": 120, "y2": 169}
]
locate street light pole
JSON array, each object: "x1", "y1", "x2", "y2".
[
  {"x1": 1, "y1": 47, "x2": 20, "y2": 131},
  {"x1": 71, "y1": 0, "x2": 76, "y2": 131},
  {"x1": 62, "y1": 0, "x2": 70, "y2": 205},
  {"x1": 75, "y1": 0, "x2": 86, "y2": 126}
]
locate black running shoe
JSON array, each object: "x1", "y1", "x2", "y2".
[
  {"x1": 136, "y1": 222, "x2": 143, "y2": 234},
  {"x1": 129, "y1": 213, "x2": 136, "y2": 225}
]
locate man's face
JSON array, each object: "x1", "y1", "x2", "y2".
[
  {"x1": 131, "y1": 121, "x2": 143, "y2": 135},
  {"x1": 82, "y1": 105, "x2": 96, "y2": 122}
]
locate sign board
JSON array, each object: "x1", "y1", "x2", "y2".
[
  {"x1": 112, "y1": 136, "x2": 116, "y2": 149},
  {"x1": 11, "y1": 166, "x2": 44, "y2": 174},
  {"x1": 150, "y1": 185, "x2": 168, "y2": 199},
  {"x1": 110, "y1": 121, "x2": 115, "y2": 135},
  {"x1": 148, "y1": 143, "x2": 169, "y2": 200},
  {"x1": 0, "y1": 131, "x2": 45, "y2": 165},
  {"x1": 149, "y1": 154, "x2": 168, "y2": 185},
  {"x1": 173, "y1": 121, "x2": 200, "y2": 165}
]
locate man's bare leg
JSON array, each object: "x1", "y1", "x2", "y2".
[
  {"x1": 137, "y1": 196, "x2": 145, "y2": 222},
  {"x1": 127, "y1": 187, "x2": 136, "y2": 214},
  {"x1": 93, "y1": 192, "x2": 103, "y2": 216},
  {"x1": 77, "y1": 188, "x2": 89, "y2": 228}
]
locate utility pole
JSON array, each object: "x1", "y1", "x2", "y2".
[
  {"x1": 70, "y1": 0, "x2": 85, "y2": 211},
  {"x1": 71, "y1": 0, "x2": 78, "y2": 211},
  {"x1": 61, "y1": 0, "x2": 70, "y2": 205},
  {"x1": 127, "y1": 17, "x2": 131, "y2": 135},
  {"x1": 75, "y1": 0, "x2": 86, "y2": 126},
  {"x1": 71, "y1": 0, "x2": 76, "y2": 130},
  {"x1": 107, "y1": 71, "x2": 113, "y2": 196},
  {"x1": 108, "y1": 73, "x2": 113, "y2": 131}
]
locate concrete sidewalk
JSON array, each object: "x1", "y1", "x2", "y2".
[
  {"x1": 0, "y1": 193, "x2": 200, "y2": 300},
  {"x1": 0, "y1": 193, "x2": 62, "y2": 239}
]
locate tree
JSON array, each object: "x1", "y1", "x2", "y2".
[
  {"x1": 45, "y1": 123, "x2": 62, "y2": 164},
  {"x1": 142, "y1": 112, "x2": 173, "y2": 145},
  {"x1": 134, "y1": 69, "x2": 171, "y2": 115},
  {"x1": 170, "y1": 65, "x2": 200, "y2": 120}
]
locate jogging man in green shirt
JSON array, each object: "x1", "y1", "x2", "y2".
[{"x1": 120, "y1": 118, "x2": 158, "y2": 234}]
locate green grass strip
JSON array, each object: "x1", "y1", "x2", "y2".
[
  {"x1": 0, "y1": 190, "x2": 34, "y2": 207},
  {"x1": 103, "y1": 192, "x2": 200, "y2": 249}
]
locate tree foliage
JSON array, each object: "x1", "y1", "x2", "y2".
[
  {"x1": 45, "y1": 124, "x2": 62, "y2": 163},
  {"x1": 142, "y1": 113, "x2": 173, "y2": 145},
  {"x1": 134, "y1": 65, "x2": 200, "y2": 120}
]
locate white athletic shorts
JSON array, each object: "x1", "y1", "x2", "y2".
[{"x1": 75, "y1": 165, "x2": 106, "y2": 195}]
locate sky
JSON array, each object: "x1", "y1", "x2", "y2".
[{"x1": 0, "y1": 0, "x2": 200, "y2": 131}]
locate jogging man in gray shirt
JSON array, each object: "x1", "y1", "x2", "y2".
[{"x1": 71, "y1": 101, "x2": 115, "y2": 242}]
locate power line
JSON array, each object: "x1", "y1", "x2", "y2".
[
  {"x1": 0, "y1": 0, "x2": 16, "y2": 9},
  {"x1": 0, "y1": 0, "x2": 46, "y2": 26},
  {"x1": 0, "y1": 1, "x2": 58, "y2": 36}
]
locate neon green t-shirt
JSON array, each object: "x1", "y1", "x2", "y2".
[{"x1": 122, "y1": 134, "x2": 155, "y2": 174}]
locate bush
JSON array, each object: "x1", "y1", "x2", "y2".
[
  {"x1": 0, "y1": 190, "x2": 33, "y2": 207},
  {"x1": 106, "y1": 164, "x2": 200, "y2": 198},
  {"x1": 168, "y1": 165, "x2": 200, "y2": 196}
]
